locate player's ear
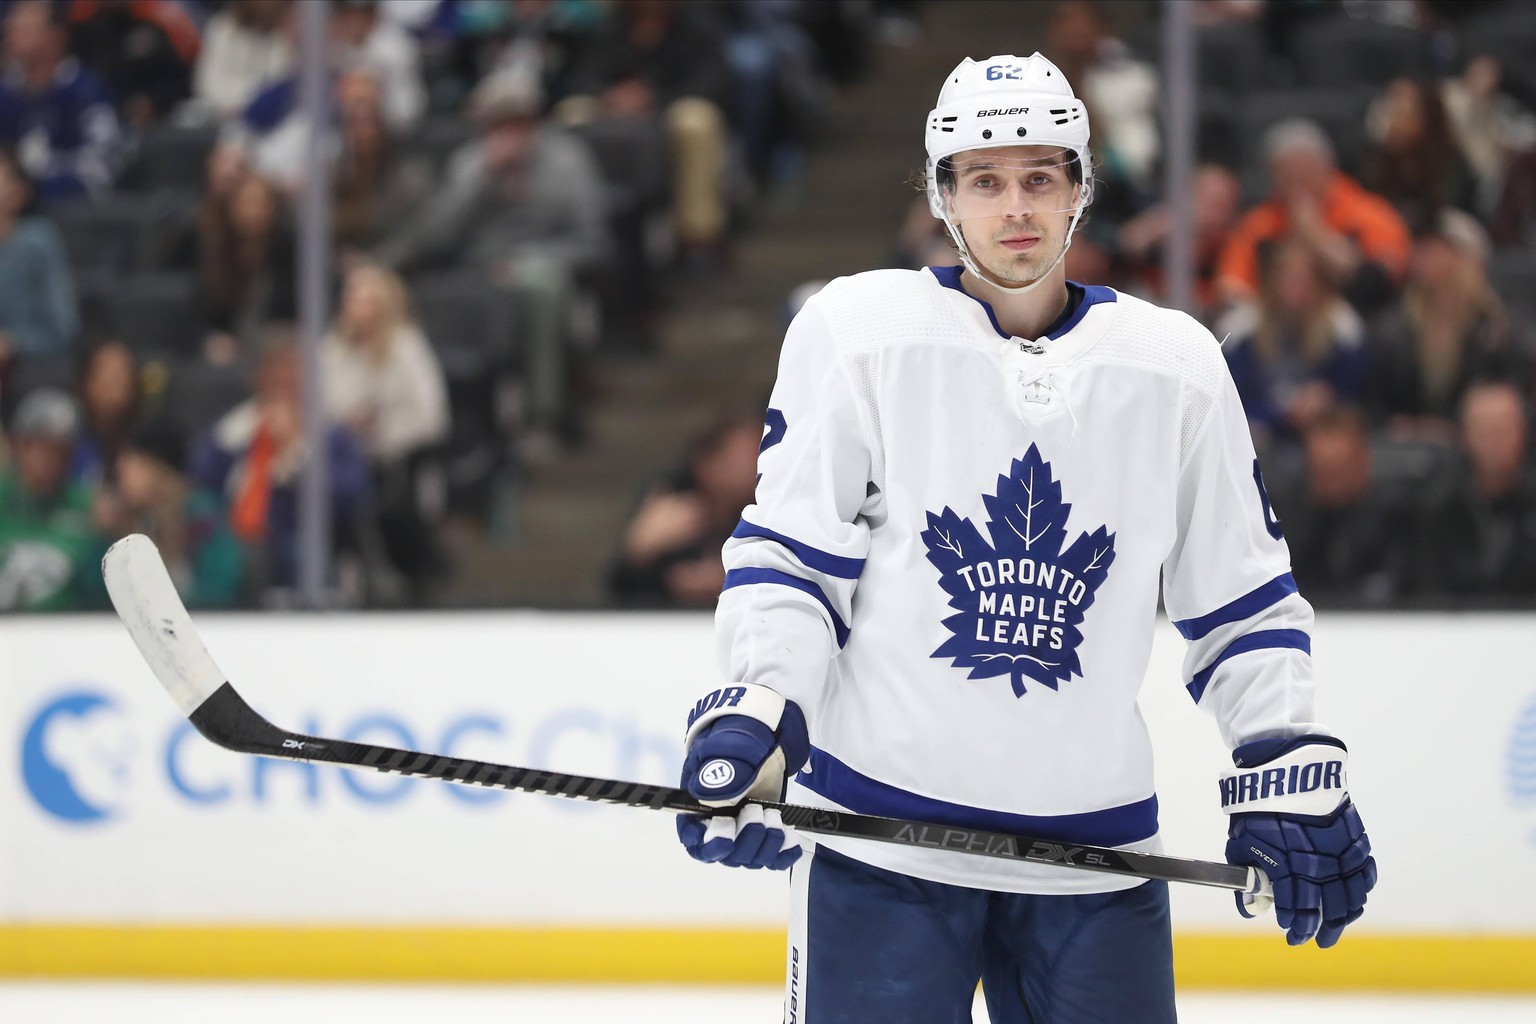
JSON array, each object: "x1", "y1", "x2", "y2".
[{"x1": 942, "y1": 179, "x2": 962, "y2": 219}]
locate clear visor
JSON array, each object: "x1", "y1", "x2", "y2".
[{"x1": 938, "y1": 148, "x2": 1087, "y2": 222}]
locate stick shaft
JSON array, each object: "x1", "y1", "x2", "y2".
[{"x1": 191, "y1": 681, "x2": 1252, "y2": 892}]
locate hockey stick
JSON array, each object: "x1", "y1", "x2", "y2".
[{"x1": 102, "y1": 533, "x2": 1269, "y2": 900}]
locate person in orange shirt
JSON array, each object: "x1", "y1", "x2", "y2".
[{"x1": 1216, "y1": 119, "x2": 1412, "y2": 316}]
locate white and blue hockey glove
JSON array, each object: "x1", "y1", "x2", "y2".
[
  {"x1": 1221, "y1": 735, "x2": 1377, "y2": 947},
  {"x1": 676, "y1": 683, "x2": 810, "y2": 871}
]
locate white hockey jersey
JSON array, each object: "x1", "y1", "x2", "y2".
[{"x1": 716, "y1": 266, "x2": 1326, "y2": 894}]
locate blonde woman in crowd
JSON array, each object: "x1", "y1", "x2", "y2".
[
  {"x1": 1366, "y1": 208, "x2": 1533, "y2": 440},
  {"x1": 322, "y1": 262, "x2": 449, "y2": 597}
]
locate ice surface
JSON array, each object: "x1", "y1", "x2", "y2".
[{"x1": 2, "y1": 984, "x2": 1534, "y2": 1023}]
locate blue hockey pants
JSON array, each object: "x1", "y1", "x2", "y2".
[{"x1": 783, "y1": 844, "x2": 1177, "y2": 1023}]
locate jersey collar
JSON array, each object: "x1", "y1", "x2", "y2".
[{"x1": 926, "y1": 265, "x2": 1117, "y2": 343}]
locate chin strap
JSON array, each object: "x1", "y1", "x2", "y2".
[{"x1": 945, "y1": 196, "x2": 1089, "y2": 298}]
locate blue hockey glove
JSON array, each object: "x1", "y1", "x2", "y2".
[
  {"x1": 676, "y1": 683, "x2": 810, "y2": 870},
  {"x1": 1221, "y1": 735, "x2": 1377, "y2": 947}
]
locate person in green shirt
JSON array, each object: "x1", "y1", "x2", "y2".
[{"x1": 0, "y1": 388, "x2": 98, "y2": 610}]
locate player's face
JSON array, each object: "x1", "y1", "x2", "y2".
[{"x1": 945, "y1": 146, "x2": 1083, "y2": 285}]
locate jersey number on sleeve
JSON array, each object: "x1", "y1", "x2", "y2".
[
  {"x1": 761, "y1": 409, "x2": 787, "y2": 453},
  {"x1": 1252, "y1": 458, "x2": 1284, "y2": 540},
  {"x1": 758, "y1": 408, "x2": 787, "y2": 484}
]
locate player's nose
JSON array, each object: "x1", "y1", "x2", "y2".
[{"x1": 999, "y1": 184, "x2": 1034, "y2": 218}]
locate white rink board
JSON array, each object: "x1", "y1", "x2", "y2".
[{"x1": 2, "y1": 611, "x2": 1534, "y2": 931}]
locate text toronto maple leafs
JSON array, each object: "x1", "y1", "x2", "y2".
[{"x1": 921, "y1": 444, "x2": 1117, "y2": 697}]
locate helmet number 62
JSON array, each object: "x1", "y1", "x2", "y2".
[{"x1": 986, "y1": 65, "x2": 1023, "y2": 81}]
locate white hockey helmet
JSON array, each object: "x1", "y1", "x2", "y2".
[
  {"x1": 925, "y1": 54, "x2": 1094, "y2": 292},
  {"x1": 925, "y1": 53, "x2": 1093, "y2": 216}
]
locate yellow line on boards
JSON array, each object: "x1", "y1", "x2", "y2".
[
  {"x1": 0, "y1": 927, "x2": 784, "y2": 984},
  {"x1": 0, "y1": 927, "x2": 1532, "y2": 991},
  {"x1": 0, "y1": 927, "x2": 786, "y2": 982},
  {"x1": 1173, "y1": 933, "x2": 1536, "y2": 991}
]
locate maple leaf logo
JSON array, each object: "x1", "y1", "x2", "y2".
[{"x1": 921, "y1": 444, "x2": 1116, "y2": 697}]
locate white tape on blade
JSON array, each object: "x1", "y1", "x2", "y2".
[{"x1": 101, "y1": 533, "x2": 226, "y2": 715}]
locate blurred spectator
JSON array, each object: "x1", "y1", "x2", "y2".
[
  {"x1": 795, "y1": 0, "x2": 877, "y2": 86},
  {"x1": 1217, "y1": 119, "x2": 1412, "y2": 316},
  {"x1": 1189, "y1": 0, "x2": 1262, "y2": 28},
  {"x1": 1117, "y1": 163, "x2": 1243, "y2": 318},
  {"x1": 721, "y1": 0, "x2": 826, "y2": 187},
  {"x1": 330, "y1": 0, "x2": 425, "y2": 134},
  {"x1": 435, "y1": 0, "x2": 607, "y2": 112},
  {"x1": 235, "y1": 1, "x2": 424, "y2": 185},
  {"x1": 1063, "y1": 224, "x2": 1113, "y2": 287},
  {"x1": 1363, "y1": 77, "x2": 1472, "y2": 230},
  {"x1": 66, "y1": 0, "x2": 200, "y2": 128},
  {"x1": 321, "y1": 263, "x2": 448, "y2": 596},
  {"x1": 96, "y1": 415, "x2": 246, "y2": 608},
  {"x1": 1441, "y1": 55, "x2": 1536, "y2": 216},
  {"x1": 609, "y1": 412, "x2": 761, "y2": 607},
  {"x1": 1046, "y1": 2, "x2": 1159, "y2": 199},
  {"x1": 192, "y1": 0, "x2": 293, "y2": 123},
  {"x1": 1420, "y1": 382, "x2": 1536, "y2": 597},
  {"x1": 0, "y1": 0, "x2": 123, "y2": 202},
  {"x1": 206, "y1": 137, "x2": 250, "y2": 200},
  {"x1": 189, "y1": 331, "x2": 371, "y2": 593},
  {"x1": 1189, "y1": 0, "x2": 1335, "y2": 81},
  {"x1": 0, "y1": 387, "x2": 99, "y2": 610},
  {"x1": 165, "y1": 137, "x2": 244, "y2": 268},
  {"x1": 1217, "y1": 241, "x2": 1369, "y2": 444},
  {"x1": 197, "y1": 167, "x2": 295, "y2": 363},
  {"x1": 71, "y1": 337, "x2": 140, "y2": 484},
  {"x1": 1281, "y1": 407, "x2": 1417, "y2": 606},
  {"x1": 375, "y1": 68, "x2": 608, "y2": 440},
  {"x1": 1366, "y1": 208, "x2": 1531, "y2": 438},
  {"x1": 532, "y1": 49, "x2": 672, "y2": 350},
  {"x1": 0, "y1": 147, "x2": 79, "y2": 359},
  {"x1": 561, "y1": 0, "x2": 732, "y2": 261},
  {"x1": 332, "y1": 69, "x2": 432, "y2": 252},
  {"x1": 893, "y1": 193, "x2": 958, "y2": 271},
  {"x1": 377, "y1": 0, "x2": 442, "y2": 33},
  {"x1": 1490, "y1": 148, "x2": 1536, "y2": 249}
]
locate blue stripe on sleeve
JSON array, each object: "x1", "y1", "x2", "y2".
[
  {"x1": 723, "y1": 568, "x2": 851, "y2": 648},
  {"x1": 797, "y1": 747, "x2": 1159, "y2": 848},
  {"x1": 730, "y1": 520, "x2": 865, "y2": 580},
  {"x1": 1173, "y1": 573, "x2": 1299, "y2": 640},
  {"x1": 1186, "y1": 628, "x2": 1311, "y2": 703}
]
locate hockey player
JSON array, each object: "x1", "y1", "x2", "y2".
[{"x1": 676, "y1": 53, "x2": 1376, "y2": 1022}]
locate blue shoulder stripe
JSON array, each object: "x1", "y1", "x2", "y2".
[
  {"x1": 1173, "y1": 573, "x2": 1299, "y2": 641},
  {"x1": 797, "y1": 747, "x2": 1159, "y2": 848},
  {"x1": 731, "y1": 520, "x2": 865, "y2": 580},
  {"x1": 723, "y1": 568, "x2": 850, "y2": 648},
  {"x1": 1186, "y1": 628, "x2": 1310, "y2": 703}
]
